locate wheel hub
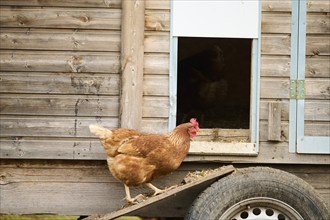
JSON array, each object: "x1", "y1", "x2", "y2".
[{"x1": 220, "y1": 197, "x2": 303, "y2": 220}]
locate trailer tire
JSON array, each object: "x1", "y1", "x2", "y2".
[{"x1": 185, "y1": 167, "x2": 329, "y2": 220}]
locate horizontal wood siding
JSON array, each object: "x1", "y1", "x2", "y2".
[
  {"x1": 0, "y1": 1, "x2": 122, "y2": 158},
  {"x1": 304, "y1": 6, "x2": 330, "y2": 136},
  {"x1": 142, "y1": 0, "x2": 171, "y2": 133},
  {"x1": 0, "y1": 160, "x2": 328, "y2": 215},
  {"x1": 259, "y1": 1, "x2": 292, "y2": 147}
]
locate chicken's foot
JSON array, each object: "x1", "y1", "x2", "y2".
[
  {"x1": 146, "y1": 183, "x2": 177, "y2": 196},
  {"x1": 124, "y1": 184, "x2": 145, "y2": 204}
]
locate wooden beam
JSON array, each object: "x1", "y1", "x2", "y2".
[
  {"x1": 268, "y1": 102, "x2": 282, "y2": 141},
  {"x1": 120, "y1": 0, "x2": 145, "y2": 129}
]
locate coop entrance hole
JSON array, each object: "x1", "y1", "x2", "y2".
[{"x1": 176, "y1": 37, "x2": 252, "y2": 129}]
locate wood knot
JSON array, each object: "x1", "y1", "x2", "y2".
[{"x1": 80, "y1": 16, "x2": 90, "y2": 23}]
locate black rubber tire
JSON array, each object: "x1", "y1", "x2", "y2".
[{"x1": 185, "y1": 167, "x2": 329, "y2": 220}]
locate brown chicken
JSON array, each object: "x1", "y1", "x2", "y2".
[{"x1": 89, "y1": 118, "x2": 199, "y2": 203}]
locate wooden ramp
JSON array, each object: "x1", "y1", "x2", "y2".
[{"x1": 85, "y1": 165, "x2": 235, "y2": 220}]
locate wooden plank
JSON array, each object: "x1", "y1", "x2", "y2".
[
  {"x1": 0, "y1": 73, "x2": 120, "y2": 95},
  {"x1": 195, "y1": 129, "x2": 249, "y2": 143},
  {"x1": 305, "y1": 100, "x2": 330, "y2": 121},
  {"x1": 305, "y1": 78, "x2": 330, "y2": 99},
  {"x1": 143, "y1": 75, "x2": 169, "y2": 96},
  {"x1": 0, "y1": 0, "x2": 122, "y2": 8},
  {"x1": 145, "y1": 32, "x2": 170, "y2": 53},
  {"x1": 145, "y1": 0, "x2": 170, "y2": 10},
  {"x1": 262, "y1": 13, "x2": 291, "y2": 34},
  {"x1": 85, "y1": 165, "x2": 235, "y2": 219},
  {"x1": 260, "y1": 78, "x2": 290, "y2": 99},
  {"x1": 260, "y1": 100, "x2": 289, "y2": 121},
  {"x1": 142, "y1": 96, "x2": 169, "y2": 118},
  {"x1": 261, "y1": 35, "x2": 291, "y2": 55},
  {"x1": 260, "y1": 56, "x2": 291, "y2": 77},
  {"x1": 306, "y1": 35, "x2": 330, "y2": 56},
  {"x1": 1, "y1": 160, "x2": 329, "y2": 216},
  {"x1": 0, "y1": 28, "x2": 121, "y2": 52},
  {"x1": 144, "y1": 53, "x2": 169, "y2": 75},
  {"x1": 145, "y1": 10, "x2": 170, "y2": 32},
  {"x1": 120, "y1": 0, "x2": 145, "y2": 129},
  {"x1": 306, "y1": 0, "x2": 330, "y2": 12},
  {"x1": 262, "y1": 1, "x2": 291, "y2": 12},
  {"x1": 186, "y1": 142, "x2": 330, "y2": 165},
  {"x1": 0, "y1": 51, "x2": 121, "y2": 73},
  {"x1": 305, "y1": 123, "x2": 330, "y2": 136},
  {"x1": 305, "y1": 57, "x2": 330, "y2": 78},
  {"x1": 262, "y1": 13, "x2": 329, "y2": 34},
  {"x1": 268, "y1": 102, "x2": 282, "y2": 141},
  {"x1": 260, "y1": 121, "x2": 288, "y2": 142},
  {"x1": 0, "y1": 139, "x2": 105, "y2": 160},
  {"x1": 141, "y1": 118, "x2": 168, "y2": 134},
  {"x1": 0, "y1": 94, "x2": 119, "y2": 117},
  {"x1": 261, "y1": 1, "x2": 329, "y2": 13},
  {"x1": 306, "y1": 14, "x2": 330, "y2": 34},
  {"x1": 0, "y1": 116, "x2": 118, "y2": 138},
  {"x1": 261, "y1": 35, "x2": 330, "y2": 56},
  {"x1": 0, "y1": 7, "x2": 121, "y2": 30}
]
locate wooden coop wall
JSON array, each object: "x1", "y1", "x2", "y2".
[
  {"x1": 0, "y1": 0, "x2": 122, "y2": 159},
  {"x1": 0, "y1": 0, "x2": 329, "y2": 216}
]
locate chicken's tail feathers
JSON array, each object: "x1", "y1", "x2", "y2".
[{"x1": 89, "y1": 124, "x2": 112, "y2": 139}]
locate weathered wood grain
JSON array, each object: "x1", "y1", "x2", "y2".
[
  {"x1": 261, "y1": 35, "x2": 291, "y2": 55},
  {"x1": 0, "y1": 94, "x2": 119, "y2": 117},
  {"x1": 143, "y1": 75, "x2": 169, "y2": 96},
  {"x1": 261, "y1": 78, "x2": 330, "y2": 99},
  {"x1": 262, "y1": 1, "x2": 291, "y2": 12},
  {"x1": 262, "y1": 13, "x2": 329, "y2": 34},
  {"x1": 0, "y1": 160, "x2": 328, "y2": 215},
  {"x1": 141, "y1": 118, "x2": 168, "y2": 134},
  {"x1": 260, "y1": 78, "x2": 290, "y2": 99},
  {"x1": 0, "y1": 51, "x2": 121, "y2": 73},
  {"x1": 305, "y1": 122, "x2": 330, "y2": 136},
  {"x1": 0, "y1": 28, "x2": 121, "y2": 51},
  {"x1": 261, "y1": 35, "x2": 330, "y2": 56},
  {"x1": 0, "y1": 139, "x2": 106, "y2": 160},
  {"x1": 145, "y1": 0, "x2": 170, "y2": 10},
  {"x1": 260, "y1": 101, "x2": 289, "y2": 121},
  {"x1": 0, "y1": 116, "x2": 118, "y2": 138},
  {"x1": 119, "y1": 0, "x2": 145, "y2": 129},
  {"x1": 304, "y1": 100, "x2": 330, "y2": 122},
  {"x1": 306, "y1": 14, "x2": 330, "y2": 34},
  {"x1": 260, "y1": 120, "x2": 288, "y2": 142},
  {"x1": 144, "y1": 53, "x2": 169, "y2": 75},
  {"x1": 306, "y1": 0, "x2": 330, "y2": 12},
  {"x1": 305, "y1": 57, "x2": 330, "y2": 78},
  {"x1": 0, "y1": 0, "x2": 122, "y2": 8},
  {"x1": 262, "y1": 13, "x2": 291, "y2": 34},
  {"x1": 306, "y1": 35, "x2": 330, "y2": 56},
  {"x1": 268, "y1": 102, "x2": 282, "y2": 141},
  {"x1": 0, "y1": 7, "x2": 121, "y2": 30},
  {"x1": 305, "y1": 78, "x2": 330, "y2": 99},
  {"x1": 262, "y1": 0, "x2": 330, "y2": 13},
  {"x1": 0, "y1": 73, "x2": 120, "y2": 95},
  {"x1": 144, "y1": 32, "x2": 170, "y2": 53},
  {"x1": 145, "y1": 10, "x2": 170, "y2": 32},
  {"x1": 143, "y1": 96, "x2": 169, "y2": 118},
  {"x1": 260, "y1": 56, "x2": 291, "y2": 77}
]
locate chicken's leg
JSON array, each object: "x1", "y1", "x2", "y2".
[
  {"x1": 124, "y1": 184, "x2": 145, "y2": 204},
  {"x1": 146, "y1": 183, "x2": 164, "y2": 196}
]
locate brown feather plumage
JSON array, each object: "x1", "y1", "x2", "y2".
[{"x1": 89, "y1": 119, "x2": 199, "y2": 202}]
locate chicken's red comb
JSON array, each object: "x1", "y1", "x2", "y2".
[{"x1": 190, "y1": 118, "x2": 199, "y2": 129}]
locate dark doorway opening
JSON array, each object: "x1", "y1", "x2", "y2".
[{"x1": 176, "y1": 37, "x2": 252, "y2": 129}]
